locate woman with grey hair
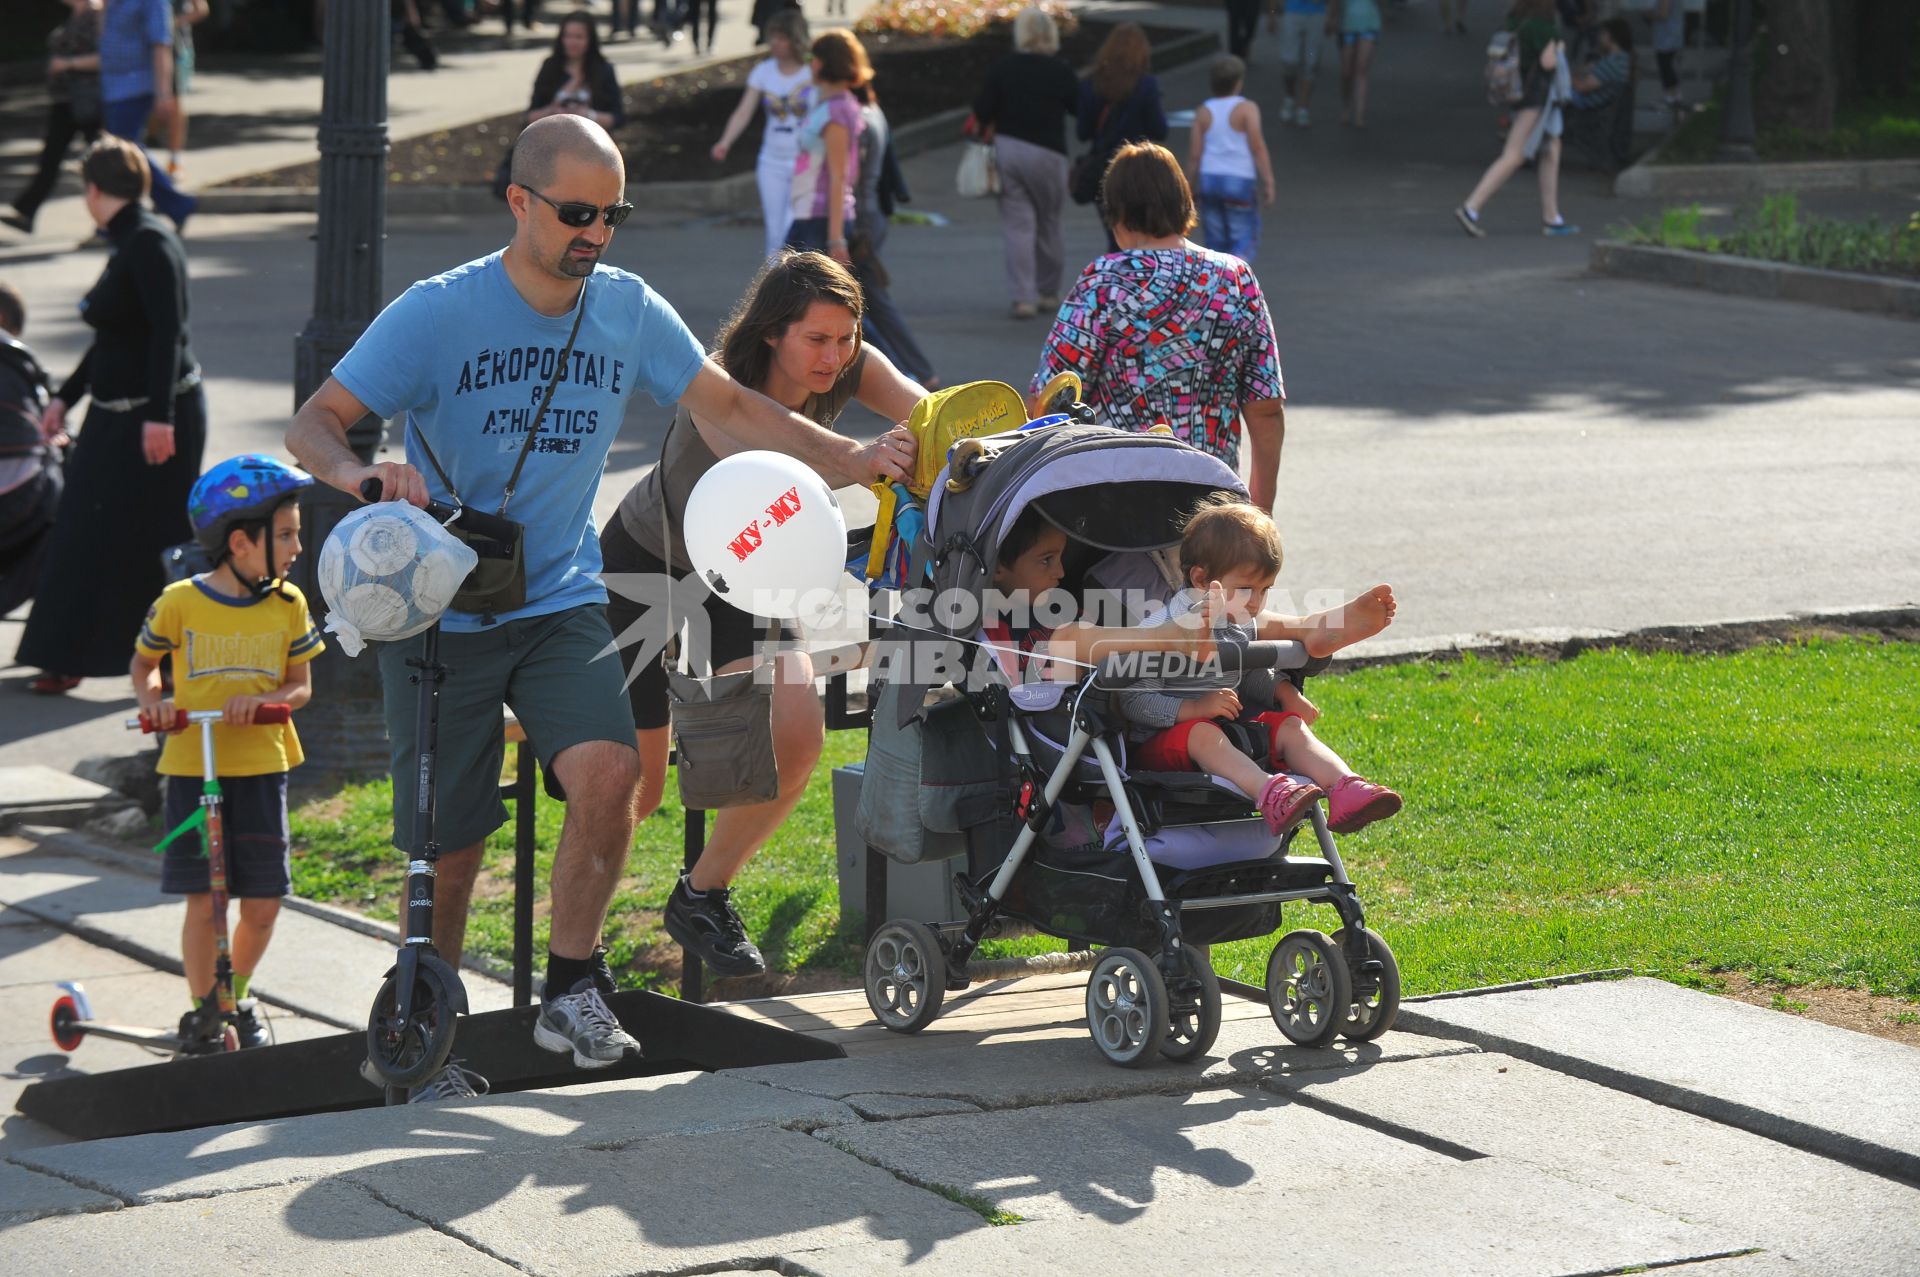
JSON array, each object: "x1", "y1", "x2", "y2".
[{"x1": 971, "y1": 8, "x2": 1078, "y2": 319}]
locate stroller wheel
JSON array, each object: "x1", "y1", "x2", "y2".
[
  {"x1": 1333, "y1": 927, "x2": 1401, "y2": 1042},
  {"x1": 1085, "y1": 948, "x2": 1169, "y2": 1067},
  {"x1": 366, "y1": 964, "x2": 458, "y2": 1088},
  {"x1": 1266, "y1": 929, "x2": 1353, "y2": 1048},
  {"x1": 1159, "y1": 944, "x2": 1222, "y2": 1063},
  {"x1": 864, "y1": 920, "x2": 947, "y2": 1033}
]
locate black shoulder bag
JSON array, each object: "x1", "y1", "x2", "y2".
[{"x1": 411, "y1": 278, "x2": 588, "y2": 624}]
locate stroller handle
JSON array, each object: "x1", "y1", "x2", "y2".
[
  {"x1": 127, "y1": 704, "x2": 293, "y2": 733},
  {"x1": 1213, "y1": 639, "x2": 1307, "y2": 672},
  {"x1": 357, "y1": 478, "x2": 520, "y2": 542}
]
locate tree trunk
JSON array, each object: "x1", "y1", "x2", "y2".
[{"x1": 1755, "y1": 0, "x2": 1837, "y2": 132}]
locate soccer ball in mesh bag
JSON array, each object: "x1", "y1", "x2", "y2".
[{"x1": 317, "y1": 504, "x2": 477, "y2": 656}]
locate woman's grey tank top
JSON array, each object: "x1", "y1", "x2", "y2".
[{"x1": 615, "y1": 349, "x2": 868, "y2": 571}]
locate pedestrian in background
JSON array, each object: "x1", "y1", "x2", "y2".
[
  {"x1": 1652, "y1": 0, "x2": 1684, "y2": 110},
  {"x1": 526, "y1": 11, "x2": 626, "y2": 132},
  {"x1": 972, "y1": 7, "x2": 1077, "y2": 319},
  {"x1": 1274, "y1": 0, "x2": 1331, "y2": 126},
  {"x1": 1329, "y1": 0, "x2": 1380, "y2": 128},
  {"x1": 1032, "y1": 143, "x2": 1287, "y2": 509},
  {"x1": 852, "y1": 82, "x2": 938, "y2": 388},
  {"x1": 16, "y1": 138, "x2": 205, "y2": 694},
  {"x1": 1076, "y1": 23, "x2": 1167, "y2": 253},
  {"x1": 1454, "y1": 0, "x2": 1576, "y2": 238},
  {"x1": 4, "y1": 0, "x2": 103, "y2": 237},
  {"x1": 1187, "y1": 55, "x2": 1274, "y2": 262},
  {"x1": 163, "y1": 0, "x2": 207, "y2": 178},
  {"x1": 99, "y1": 0, "x2": 196, "y2": 229},
  {"x1": 712, "y1": 8, "x2": 813, "y2": 260},
  {"x1": 1223, "y1": 0, "x2": 1260, "y2": 59}
]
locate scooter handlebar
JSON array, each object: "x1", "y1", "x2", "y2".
[
  {"x1": 357, "y1": 477, "x2": 517, "y2": 542},
  {"x1": 126, "y1": 704, "x2": 293, "y2": 733}
]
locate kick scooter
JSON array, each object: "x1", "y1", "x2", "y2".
[
  {"x1": 356, "y1": 479, "x2": 518, "y2": 1093},
  {"x1": 49, "y1": 705, "x2": 292, "y2": 1059}
]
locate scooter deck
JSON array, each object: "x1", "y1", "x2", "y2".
[
  {"x1": 64, "y1": 1020, "x2": 199, "y2": 1052},
  {"x1": 18, "y1": 988, "x2": 844, "y2": 1142}
]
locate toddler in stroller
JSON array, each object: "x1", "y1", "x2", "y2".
[
  {"x1": 859, "y1": 419, "x2": 1404, "y2": 1066},
  {"x1": 1110, "y1": 495, "x2": 1402, "y2": 838}
]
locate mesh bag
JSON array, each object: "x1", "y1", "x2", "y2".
[{"x1": 317, "y1": 504, "x2": 478, "y2": 657}]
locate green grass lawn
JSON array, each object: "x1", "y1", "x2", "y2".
[{"x1": 290, "y1": 637, "x2": 1920, "y2": 1002}]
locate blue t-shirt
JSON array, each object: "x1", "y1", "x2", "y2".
[
  {"x1": 101, "y1": 0, "x2": 172, "y2": 104},
  {"x1": 1284, "y1": 0, "x2": 1329, "y2": 15},
  {"x1": 332, "y1": 252, "x2": 705, "y2": 631}
]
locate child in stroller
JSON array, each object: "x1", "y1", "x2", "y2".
[
  {"x1": 860, "y1": 419, "x2": 1404, "y2": 1066},
  {"x1": 1112, "y1": 496, "x2": 1402, "y2": 838}
]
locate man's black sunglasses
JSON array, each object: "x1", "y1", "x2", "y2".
[{"x1": 520, "y1": 185, "x2": 634, "y2": 229}]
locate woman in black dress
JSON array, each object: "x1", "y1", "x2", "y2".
[{"x1": 16, "y1": 137, "x2": 205, "y2": 694}]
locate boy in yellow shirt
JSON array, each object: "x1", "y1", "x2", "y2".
[{"x1": 130, "y1": 456, "x2": 322, "y2": 1050}]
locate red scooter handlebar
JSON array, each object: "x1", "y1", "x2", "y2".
[{"x1": 128, "y1": 704, "x2": 293, "y2": 733}]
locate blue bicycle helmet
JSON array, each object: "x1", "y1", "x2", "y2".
[{"x1": 188, "y1": 455, "x2": 314, "y2": 594}]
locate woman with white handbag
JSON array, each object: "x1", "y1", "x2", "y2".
[{"x1": 970, "y1": 8, "x2": 1078, "y2": 319}]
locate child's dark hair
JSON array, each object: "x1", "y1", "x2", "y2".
[
  {"x1": 219, "y1": 494, "x2": 301, "y2": 562},
  {"x1": 998, "y1": 505, "x2": 1057, "y2": 568},
  {"x1": 1178, "y1": 495, "x2": 1281, "y2": 582},
  {"x1": 1209, "y1": 55, "x2": 1245, "y2": 99}
]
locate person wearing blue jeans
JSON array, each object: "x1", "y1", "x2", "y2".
[
  {"x1": 1188, "y1": 57, "x2": 1274, "y2": 261},
  {"x1": 99, "y1": 0, "x2": 195, "y2": 229}
]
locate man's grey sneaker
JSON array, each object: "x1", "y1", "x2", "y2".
[
  {"x1": 533, "y1": 980, "x2": 642, "y2": 1068},
  {"x1": 231, "y1": 999, "x2": 271, "y2": 1049},
  {"x1": 1454, "y1": 205, "x2": 1485, "y2": 238},
  {"x1": 664, "y1": 880, "x2": 767, "y2": 977},
  {"x1": 408, "y1": 1060, "x2": 490, "y2": 1104}
]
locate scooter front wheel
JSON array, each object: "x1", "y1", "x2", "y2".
[{"x1": 366, "y1": 964, "x2": 457, "y2": 1088}]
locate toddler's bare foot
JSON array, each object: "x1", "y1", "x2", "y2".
[{"x1": 1304, "y1": 584, "x2": 1397, "y2": 658}]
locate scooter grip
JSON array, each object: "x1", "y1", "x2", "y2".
[
  {"x1": 255, "y1": 704, "x2": 294, "y2": 725},
  {"x1": 128, "y1": 713, "x2": 189, "y2": 734},
  {"x1": 359, "y1": 475, "x2": 484, "y2": 532}
]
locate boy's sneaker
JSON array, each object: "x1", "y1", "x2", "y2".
[
  {"x1": 1542, "y1": 221, "x2": 1583, "y2": 238},
  {"x1": 534, "y1": 979, "x2": 642, "y2": 1069},
  {"x1": 1295, "y1": 107, "x2": 1311, "y2": 127},
  {"x1": 231, "y1": 999, "x2": 270, "y2": 1049},
  {"x1": 664, "y1": 878, "x2": 766, "y2": 977},
  {"x1": 408, "y1": 1060, "x2": 490, "y2": 1104},
  {"x1": 1259, "y1": 775, "x2": 1325, "y2": 835},
  {"x1": 1325, "y1": 775, "x2": 1403, "y2": 833},
  {"x1": 175, "y1": 1006, "x2": 226, "y2": 1055},
  {"x1": 1279, "y1": 99, "x2": 1295, "y2": 124},
  {"x1": 1454, "y1": 205, "x2": 1485, "y2": 238}
]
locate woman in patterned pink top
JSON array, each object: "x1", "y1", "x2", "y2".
[{"x1": 1029, "y1": 142, "x2": 1287, "y2": 511}]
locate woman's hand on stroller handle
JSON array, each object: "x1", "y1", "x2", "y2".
[{"x1": 854, "y1": 425, "x2": 917, "y2": 487}]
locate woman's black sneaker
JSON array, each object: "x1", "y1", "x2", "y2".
[{"x1": 663, "y1": 878, "x2": 766, "y2": 977}]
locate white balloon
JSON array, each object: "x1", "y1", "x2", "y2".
[{"x1": 683, "y1": 451, "x2": 846, "y2": 621}]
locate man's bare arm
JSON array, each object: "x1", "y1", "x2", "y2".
[{"x1": 287, "y1": 377, "x2": 430, "y2": 506}]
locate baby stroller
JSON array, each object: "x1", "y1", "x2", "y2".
[{"x1": 856, "y1": 420, "x2": 1401, "y2": 1066}]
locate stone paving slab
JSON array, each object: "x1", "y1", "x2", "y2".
[
  {"x1": 343, "y1": 1126, "x2": 984, "y2": 1277},
  {"x1": 723, "y1": 1016, "x2": 1473, "y2": 1109},
  {"x1": 0, "y1": 1159, "x2": 117, "y2": 1227},
  {"x1": 0, "y1": 919, "x2": 148, "y2": 994},
  {"x1": 1396, "y1": 977, "x2": 1920, "y2": 1180},
  {"x1": 1, "y1": 1178, "x2": 521, "y2": 1276},
  {"x1": 817, "y1": 1086, "x2": 1456, "y2": 1224},
  {"x1": 1267, "y1": 1051, "x2": 1920, "y2": 1277},
  {"x1": 794, "y1": 1154, "x2": 1749, "y2": 1277},
  {"x1": 0, "y1": 767, "x2": 113, "y2": 815},
  {"x1": 0, "y1": 842, "x2": 511, "y2": 1028},
  {"x1": 10, "y1": 1070, "x2": 855, "y2": 1205},
  {"x1": 842, "y1": 1093, "x2": 982, "y2": 1121},
  {"x1": 1656, "y1": 1256, "x2": 1820, "y2": 1277}
]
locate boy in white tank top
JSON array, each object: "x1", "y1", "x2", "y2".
[{"x1": 1186, "y1": 56, "x2": 1276, "y2": 262}]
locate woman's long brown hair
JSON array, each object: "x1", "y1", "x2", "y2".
[
  {"x1": 714, "y1": 251, "x2": 865, "y2": 421},
  {"x1": 1089, "y1": 22, "x2": 1151, "y2": 103}
]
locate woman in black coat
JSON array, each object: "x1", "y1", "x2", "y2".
[
  {"x1": 526, "y1": 11, "x2": 626, "y2": 132},
  {"x1": 15, "y1": 138, "x2": 204, "y2": 693}
]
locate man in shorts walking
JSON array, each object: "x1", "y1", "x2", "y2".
[
  {"x1": 287, "y1": 115, "x2": 914, "y2": 1100},
  {"x1": 1275, "y1": 0, "x2": 1332, "y2": 127}
]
